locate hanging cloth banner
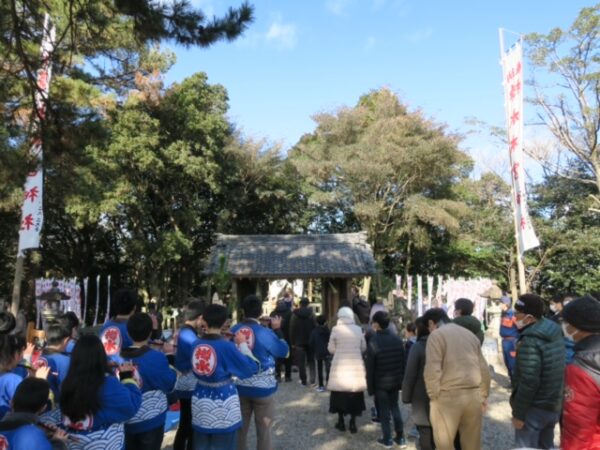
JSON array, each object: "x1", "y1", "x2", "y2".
[
  {"x1": 105, "y1": 275, "x2": 111, "y2": 323},
  {"x1": 82, "y1": 277, "x2": 89, "y2": 325},
  {"x1": 93, "y1": 275, "x2": 100, "y2": 326},
  {"x1": 501, "y1": 41, "x2": 540, "y2": 254},
  {"x1": 417, "y1": 275, "x2": 423, "y2": 317},
  {"x1": 426, "y1": 276, "x2": 434, "y2": 308},
  {"x1": 17, "y1": 15, "x2": 56, "y2": 255},
  {"x1": 407, "y1": 276, "x2": 413, "y2": 311}
]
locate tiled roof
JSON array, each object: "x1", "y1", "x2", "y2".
[{"x1": 204, "y1": 232, "x2": 376, "y2": 278}]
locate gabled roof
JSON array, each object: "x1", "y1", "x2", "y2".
[{"x1": 204, "y1": 232, "x2": 376, "y2": 279}]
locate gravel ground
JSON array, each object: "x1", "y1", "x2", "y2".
[{"x1": 162, "y1": 343, "x2": 560, "y2": 450}]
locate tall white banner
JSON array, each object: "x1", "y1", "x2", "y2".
[
  {"x1": 501, "y1": 41, "x2": 539, "y2": 254},
  {"x1": 17, "y1": 15, "x2": 55, "y2": 254}
]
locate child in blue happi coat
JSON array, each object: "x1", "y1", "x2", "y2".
[
  {"x1": 100, "y1": 289, "x2": 137, "y2": 364},
  {"x1": 36, "y1": 324, "x2": 71, "y2": 397},
  {"x1": 59, "y1": 312, "x2": 80, "y2": 355},
  {"x1": 230, "y1": 295, "x2": 289, "y2": 450},
  {"x1": 0, "y1": 377, "x2": 68, "y2": 449},
  {"x1": 121, "y1": 313, "x2": 177, "y2": 450},
  {"x1": 59, "y1": 334, "x2": 142, "y2": 449},
  {"x1": 173, "y1": 299, "x2": 205, "y2": 450},
  {"x1": 191, "y1": 304, "x2": 259, "y2": 450}
]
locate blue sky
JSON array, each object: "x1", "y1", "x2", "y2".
[{"x1": 164, "y1": 0, "x2": 594, "y2": 178}]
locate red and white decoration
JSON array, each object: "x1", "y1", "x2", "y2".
[
  {"x1": 17, "y1": 15, "x2": 56, "y2": 254},
  {"x1": 192, "y1": 344, "x2": 217, "y2": 376},
  {"x1": 501, "y1": 41, "x2": 540, "y2": 254}
]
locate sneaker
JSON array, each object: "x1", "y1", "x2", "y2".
[
  {"x1": 394, "y1": 437, "x2": 407, "y2": 448},
  {"x1": 408, "y1": 426, "x2": 419, "y2": 439},
  {"x1": 376, "y1": 439, "x2": 393, "y2": 449},
  {"x1": 315, "y1": 386, "x2": 326, "y2": 393},
  {"x1": 298, "y1": 380, "x2": 307, "y2": 386}
]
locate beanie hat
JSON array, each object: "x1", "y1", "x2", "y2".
[
  {"x1": 562, "y1": 295, "x2": 600, "y2": 333},
  {"x1": 337, "y1": 306, "x2": 355, "y2": 322},
  {"x1": 514, "y1": 294, "x2": 545, "y2": 319}
]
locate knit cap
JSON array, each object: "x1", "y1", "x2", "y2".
[{"x1": 562, "y1": 295, "x2": 600, "y2": 333}]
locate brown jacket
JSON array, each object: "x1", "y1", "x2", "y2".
[{"x1": 424, "y1": 323, "x2": 491, "y2": 400}]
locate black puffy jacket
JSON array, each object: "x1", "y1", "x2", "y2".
[
  {"x1": 290, "y1": 306, "x2": 316, "y2": 347},
  {"x1": 366, "y1": 329, "x2": 405, "y2": 394},
  {"x1": 510, "y1": 318, "x2": 565, "y2": 421}
]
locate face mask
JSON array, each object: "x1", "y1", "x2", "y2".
[
  {"x1": 549, "y1": 304, "x2": 557, "y2": 313},
  {"x1": 515, "y1": 315, "x2": 530, "y2": 330},
  {"x1": 561, "y1": 323, "x2": 577, "y2": 342}
]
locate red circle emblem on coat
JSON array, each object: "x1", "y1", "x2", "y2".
[
  {"x1": 33, "y1": 356, "x2": 48, "y2": 370},
  {"x1": 100, "y1": 326, "x2": 122, "y2": 356},
  {"x1": 192, "y1": 344, "x2": 217, "y2": 376},
  {"x1": 0, "y1": 435, "x2": 8, "y2": 450},
  {"x1": 237, "y1": 327, "x2": 255, "y2": 349}
]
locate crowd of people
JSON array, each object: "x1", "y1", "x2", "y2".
[{"x1": 0, "y1": 287, "x2": 597, "y2": 450}]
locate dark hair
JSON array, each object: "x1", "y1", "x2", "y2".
[
  {"x1": 127, "y1": 313, "x2": 153, "y2": 342},
  {"x1": 13, "y1": 378, "x2": 50, "y2": 413},
  {"x1": 549, "y1": 294, "x2": 564, "y2": 305},
  {"x1": 423, "y1": 308, "x2": 450, "y2": 327},
  {"x1": 405, "y1": 322, "x2": 416, "y2": 333},
  {"x1": 59, "y1": 312, "x2": 80, "y2": 332},
  {"x1": 113, "y1": 288, "x2": 138, "y2": 316},
  {"x1": 372, "y1": 311, "x2": 390, "y2": 329},
  {"x1": 0, "y1": 312, "x2": 16, "y2": 335},
  {"x1": 454, "y1": 298, "x2": 474, "y2": 316},
  {"x1": 316, "y1": 314, "x2": 327, "y2": 326},
  {"x1": 60, "y1": 334, "x2": 110, "y2": 421},
  {"x1": 46, "y1": 324, "x2": 71, "y2": 346},
  {"x1": 0, "y1": 334, "x2": 24, "y2": 372},
  {"x1": 183, "y1": 300, "x2": 206, "y2": 322},
  {"x1": 242, "y1": 295, "x2": 263, "y2": 319},
  {"x1": 147, "y1": 303, "x2": 156, "y2": 311},
  {"x1": 202, "y1": 304, "x2": 228, "y2": 329},
  {"x1": 415, "y1": 316, "x2": 430, "y2": 338}
]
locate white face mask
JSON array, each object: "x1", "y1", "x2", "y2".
[
  {"x1": 549, "y1": 304, "x2": 558, "y2": 313},
  {"x1": 515, "y1": 315, "x2": 531, "y2": 330},
  {"x1": 561, "y1": 322, "x2": 577, "y2": 342}
]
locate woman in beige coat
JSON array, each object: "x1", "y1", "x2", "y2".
[{"x1": 327, "y1": 306, "x2": 367, "y2": 433}]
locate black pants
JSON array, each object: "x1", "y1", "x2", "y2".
[
  {"x1": 275, "y1": 352, "x2": 292, "y2": 380},
  {"x1": 126, "y1": 424, "x2": 164, "y2": 450},
  {"x1": 174, "y1": 398, "x2": 193, "y2": 450},
  {"x1": 316, "y1": 357, "x2": 331, "y2": 387},
  {"x1": 417, "y1": 425, "x2": 436, "y2": 450},
  {"x1": 374, "y1": 389, "x2": 404, "y2": 442},
  {"x1": 295, "y1": 345, "x2": 316, "y2": 385}
]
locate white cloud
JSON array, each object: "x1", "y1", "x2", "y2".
[
  {"x1": 407, "y1": 27, "x2": 433, "y2": 43},
  {"x1": 266, "y1": 18, "x2": 298, "y2": 50},
  {"x1": 364, "y1": 36, "x2": 377, "y2": 51},
  {"x1": 326, "y1": 0, "x2": 355, "y2": 15}
]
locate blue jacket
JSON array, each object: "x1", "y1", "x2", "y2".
[
  {"x1": 230, "y1": 319, "x2": 289, "y2": 398},
  {"x1": 0, "y1": 373, "x2": 23, "y2": 420},
  {"x1": 0, "y1": 413, "x2": 53, "y2": 450},
  {"x1": 65, "y1": 338, "x2": 76, "y2": 355},
  {"x1": 174, "y1": 325, "x2": 199, "y2": 399},
  {"x1": 500, "y1": 309, "x2": 520, "y2": 339},
  {"x1": 120, "y1": 346, "x2": 177, "y2": 434},
  {"x1": 36, "y1": 349, "x2": 70, "y2": 398},
  {"x1": 190, "y1": 334, "x2": 258, "y2": 434},
  {"x1": 100, "y1": 319, "x2": 133, "y2": 364},
  {"x1": 62, "y1": 375, "x2": 142, "y2": 448}
]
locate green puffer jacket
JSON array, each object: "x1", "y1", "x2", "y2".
[{"x1": 510, "y1": 318, "x2": 565, "y2": 421}]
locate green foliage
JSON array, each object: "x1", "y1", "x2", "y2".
[
  {"x1": 290, "y1": 88, "x2": 473, "y2": 277},
  {"x1": 525, "y1": 3, "x2": 600, "y2": 209}
]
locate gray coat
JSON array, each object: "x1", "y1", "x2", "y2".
[{"x1": 401, "y1": 335, "x2": 430, "y2": 426}]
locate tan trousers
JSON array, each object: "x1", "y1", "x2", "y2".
[
  {"x1": 429, "y1": 389, "x2": 483, "y2": 450},
  {"x1": 236, "y1": 395, "x2": 275, "y2": 450}
]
